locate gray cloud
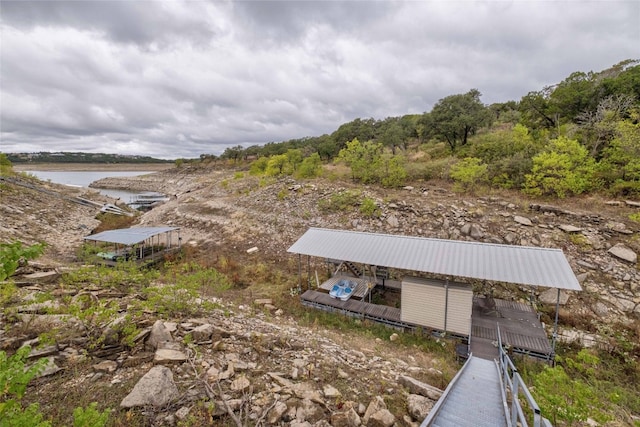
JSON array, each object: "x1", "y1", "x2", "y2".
[{"x1": 1, "y1": 0, "x2": 638, "y2": 159}]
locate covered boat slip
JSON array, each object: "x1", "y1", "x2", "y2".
[
  {"x1": 83, "y1": 226, "x2": 181, "y2": 266},
  {"x1": 289, "y1": 228, "x2": 582, "y2": 359}
]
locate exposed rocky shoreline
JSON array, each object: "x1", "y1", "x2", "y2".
[{"x1": 2, "y1": 165, "x2": 639, "y2": 425}]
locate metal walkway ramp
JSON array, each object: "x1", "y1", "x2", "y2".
[{"x1": 421, "y1": 356, "x2": 508, "y2": 427}]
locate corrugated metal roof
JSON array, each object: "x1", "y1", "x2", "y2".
[
  {"x1": 84, "y1": 227, "x2": 179, "y2": 246},
  {"x1": 287, "y1": 228, "x2": 581, "y2": 291}
]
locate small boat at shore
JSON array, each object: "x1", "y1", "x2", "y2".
[{"x1": 329, "y1": 279, "x2": 357, "y2": 301}]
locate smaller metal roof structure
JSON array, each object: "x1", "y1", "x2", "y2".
[
  {"x1": 84, "y1": 227, "x2": 179, "y2": 246},
  {"x1": 288, "y1": 228, "x2": 581, "y2": 291}
]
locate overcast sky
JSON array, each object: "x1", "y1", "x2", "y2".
[{"x1": 1, "y1": 1, "x2": 638, "y2": 159}]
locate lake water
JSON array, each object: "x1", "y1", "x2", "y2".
[{"x1": 23, "y1": 170, "x2": 156, "y2": 202}]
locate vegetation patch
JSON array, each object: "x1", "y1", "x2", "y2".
[{"x1": 318, "y1": 189, "x2": 362, "y2": 213}]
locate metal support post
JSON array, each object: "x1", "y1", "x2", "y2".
[{"x1": 551, "y1": 288, "x2": 560, "y2": 356}]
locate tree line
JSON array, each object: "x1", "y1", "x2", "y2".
[
  {"x1": 210, "y1": 59, "x2": 640, "y2": 197},
  {"x1": 7, "y1": 152, "x2": 171, "y2": 164}
]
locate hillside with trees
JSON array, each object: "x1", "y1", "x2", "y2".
[
  {"x1": 7, "y1": 152, "x2": 172, "y2": 164},
  {"x1": 213, "y1": 60, "x2": 639, "y2": 199}
]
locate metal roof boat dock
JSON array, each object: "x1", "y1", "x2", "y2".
[
  {"x1": 128, "y1": 192, "x2": 170, "y2": 210},
  {"x1": 289, "y1": 227, "x2": 582, "y2": 358},
  {"x1": 290, "y1": 228, "x2": 571, "y2": 426},
  {"x1": 83, "y1": 226, "x2": 180, "y2": 265},
  {"x1": 288, "y1": 228, "x2": 581, "y2": 290}
]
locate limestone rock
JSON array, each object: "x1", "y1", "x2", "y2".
[
  {"x1": 559, "y1": 224, "x2": 582, "y2": 233},
  {"x1": 386, "y1": 215, "x2": 399, "y2": 228},
  {"x1": 219, "y1": 362, "x2": 235, "y2": 380},
  {"x1": 37, "y1": 357, "x2": 62, "y2": 377},
  {"x1": 503, "y1": 232, "x2": 517, "y2": 244},
  {"x1": 331, "y1": 407, "x2": 362, "y2": 427},
  {"x1": 461, "y1": 223, "x2": 483, "y2": 239},
  {"x1": 120, "y1": 366, "x2": 179, "y2": 408},
  {"x1": 296, "y1": 398, "x2": 325, "y2": 423},
  {"x1": 399, "y1": 375, "x2": 443, "y2": 400},
  {"x1": 514, "y1": 215, "x2": 532, "y2": 226},
  {"x1": 175, "y1": 406, "x2": 190, "y2": 420},
  {"x1": 230, "y1": 374, "x2": 250, "y2": 392},
  {"x1": 267, "y1": 401, "x2": 288, "y2": 424},
  {"x1": 608, "y1": 244, "x2": 637, "y2": 264},
  {"x1": 403, "y1": 414, "x2": 421, "y2": 427},
  {"x1": 22, "y1": 341, "x2": 57, "y2": 358},
  {"x1": 406, "y1": 394, "x2": 434, "y2": 421},
  {"x1": 608, "y1": 223, "x2": 633, "y2": 235},
  {"x1": 147, "y1": 320, "x2": 173, "y2": 350},
  {"x1": 154, "y1": 348, "x2": 187, "y2": 364},
  {"x1": 323, "y1": 384, "x2": 342, "y2": 399},
  {"x1": 22, "y1": 271, "x2": 60, "y2": 283},
  {"x1": 368, "y1": 409, "x2": 396, "y2": 427},
  {"x1": 192, "y1": 324, "x2": 215, "y2": 342},
  {"x1": 206, "y1": 366, "x2": 220, "y2": 382},
  {"x1": 93, "y1": 360, "x2": 118, "y2": 373},
  {"x1": 363, "y1": 396, "x2": 387, "y2": 425},
  {"x1": 18, "y1": 314, "x2": 84, "y2": 334},
  {"x1": 122, "y1": 352, "x2": 154, "y2": 368},
  {"x1": 539, "y1": 288, "x2": 570, "y2": 305},
  {"x1": 16, "y1": 300, "x2": 61, "y2": 314}
]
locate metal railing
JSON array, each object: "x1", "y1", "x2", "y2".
[
  {"x1": 497, "y1": 325, "x2": 553, "y2": 427},
  {"x1": 419, "y1": 353, "x2": 475, "y2": 427}
]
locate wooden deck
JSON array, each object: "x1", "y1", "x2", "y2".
[
  {"x1": 321, "y1": 273, "x2": 402, "y2": 293},
  {"x1": 318, "y1": 274, "x2": 372, "y2": 300},
  {"x1": 301, "y1": 285, "x2": 553, "y2": 361},
  {"x1": 301, "y1": 290, "x2": 403, "y2": 326},
  {"x1": 470, "y1": 296, "x2": 552, "y2": 360}
]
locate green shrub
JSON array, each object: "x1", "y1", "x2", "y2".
[
  {"x1": 0, "y1": 241, "x2": 46, "y2": 281},
  {"x1": 449, "y1": 157, "x2": 488, "y2": 191},
  {"x1": 265, "y1": 154, "x2": 290, "y2": 176},
  {"x1": 249, "y1": 157, "x2": 269, "y2": 175},
  {"x1": 379, "y1": 154, "x2": 407, "y2": 188},
  {"x1": 318, "y1": 190, "x2": 361, "y2": 213},
  {"x1": 61, "y1": 262, "x2": 158, "y2": 290},
  {"x1": 233, "y1": 172, "x2": 244, "y2": 180},
  {"x1": 0, "y1": 153, "x2": 13, "y2": 175},
  {"x1": 296, "y1": 153, "x2": 322, "y2": 179},
  {"x1": 532, "y1": 351, "x2": 611, "y2": 426},
  {"x1": 417, "y1": 156, "x2": 456, "y2": 181},
  {"x1": 277, "y1": 188, "x2": 289, "y2": 200},
  {"x1": 360, "y1": 197, "x2": 381, "y2": 218},
  {"x1": 524, "y1": 136, "x2": 598, "y2": 198},
  {"x1": 139, "y1": 262, "x2": 229, "y2": 318},
  {"x1": 0, "y1": 282, "x2": 19, "y2": 306},
  {"x1": 73, "y1": 403, "x2": 110, "y2": 427},
  {"x1": 0, "y1": 346, "x2": 51, "y2": 426}
]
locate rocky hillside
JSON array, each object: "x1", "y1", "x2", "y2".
[
  {"x1": 0, "y1": 175, "x2": 112, "y2": 261},
  {"x1": 2, "y1": 165, "x2": 639, "y2": 426},
  {"x1": 93, "y1": 165, "x2": 640, "y2": 338}
]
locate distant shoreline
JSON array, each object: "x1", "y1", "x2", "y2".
[{"x1": 12, "y1": 163, "x2": 174, "y2": 172}]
